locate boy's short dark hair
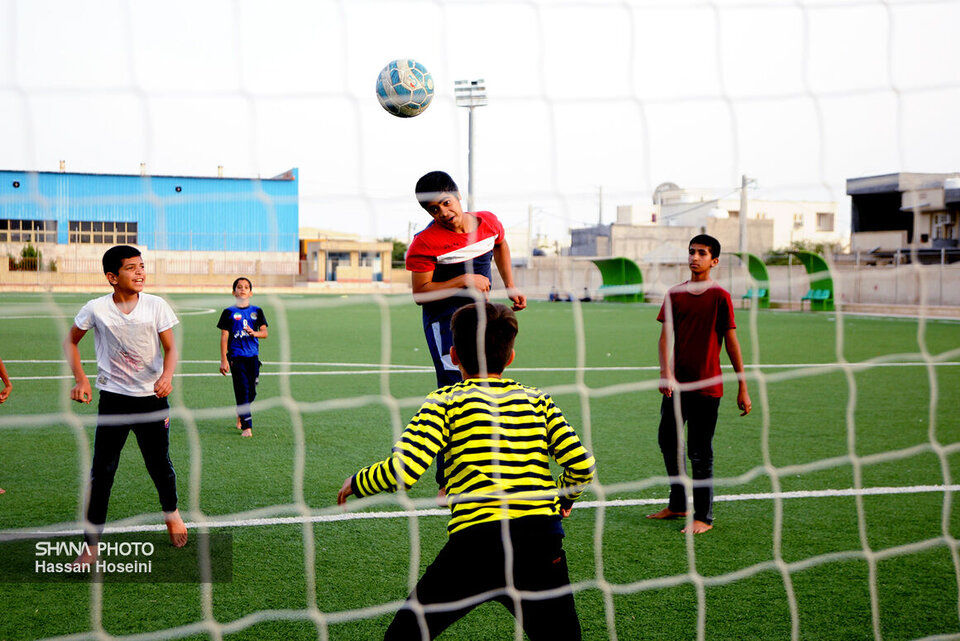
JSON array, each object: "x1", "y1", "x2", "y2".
[
  {"x1": 415, "y1": 171, "x2": 460, "y2": 209},
  {"x1": 690, "y1": 234, "x2": 721, "y2": 259},
  {"x1": 451, "y1": 302, "x2": 518, "y2": 376},
  {"x1": 102, "y1": 245, "x2": 142, "y2": 275},
  {"x1": 232, "y1": 277, "x2": 252, "y2": 292}
]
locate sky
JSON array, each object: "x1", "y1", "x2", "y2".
[{"x1": 1, "y1": 0, "x2": 959, "y2": 249}]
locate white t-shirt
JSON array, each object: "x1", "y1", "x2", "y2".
[{"x1": 74, "y1": 293, "x2": 179, "y2": 396}]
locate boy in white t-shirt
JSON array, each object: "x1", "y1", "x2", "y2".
[{"x1": 63, "y1": 245, "x2": 187, "y2": 564}]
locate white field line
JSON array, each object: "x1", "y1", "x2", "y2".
[
  {"x1": 0, "y1": 308, "x2": 215, "y2": 319},
  {"x1": 7, "y1": 484, "x2": 958, "y2": 540},
  {"x1": 6, "y1": 360, "x2": 960, "y2": 382}
]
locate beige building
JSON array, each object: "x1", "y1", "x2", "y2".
[
  {"x1": 615, "y1": 184, "x2": 843, "y2": 255},
  {"x1": 298, "y1": 228, "x2": 395, "y2": 284}
]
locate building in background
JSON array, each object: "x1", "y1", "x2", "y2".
[
  {"x1": 0, "y1": 166, "x2": 298, "y2": 253},
  {"x1": 0, "y1": 166, "x2": 300, "y2": 287},
  {"x1": 571, "y1": 183, "x2": 840, "y2": 263},
  {"x1": 298, "y1": 228, "x2": 396, "y2": 285},
  {"x1": 847, "y1": 172, "x2": 960, "y2": 257}
]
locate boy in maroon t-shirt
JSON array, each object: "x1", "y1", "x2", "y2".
[{"x1": 647, "y1": 234, "x2": 751, "y2": 534}]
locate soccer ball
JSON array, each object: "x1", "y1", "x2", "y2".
[{"x1": 375, "y1": 59, "x2": 435, "y2": 118}]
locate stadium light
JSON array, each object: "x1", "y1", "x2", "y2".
[{"x1": 455, "y1": 79, "x2": 487, "y2": 212}]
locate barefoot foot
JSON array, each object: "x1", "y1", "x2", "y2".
[
  {"x1": 71, "y1": 546, "x2": 97, "y2": 570},
  {"x1": 240, "y1": 428, "x2": 252, "y2": 438},
  {"x1": 164, "y1": 510, "x2": 188, "y2": 548},
  {"x1": 681, "y1": 520, "x2": 713, "y2": 534}
]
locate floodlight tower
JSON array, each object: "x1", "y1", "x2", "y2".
[{"x1": 455, "y1": 79, "x2": 488, "y2": 212}]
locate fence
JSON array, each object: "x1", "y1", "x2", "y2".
[
  {"x1": 510, "y1": 254, "x2": 960, "y2": 309},
  {"x1": 0, "y1": 253, "x2": 301, "y2": 289}
]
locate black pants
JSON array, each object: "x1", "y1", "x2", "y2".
[
  {"x1": 384, "y1": 518, "x2": 582, "y2": 641},
  {"x1": 86, "y1": 391, "x2": 178, "y2": 543},
  {"x1": 229, "y1": 356, "x2": 260, "y2": 430},
  {"x1": 657, "y1": 393, "x2": 721, "y2": 524}
]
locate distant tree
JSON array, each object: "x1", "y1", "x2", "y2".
[
  {"x1": 380, "y1": 238, "x2": 408, "y2": 268},
  {"x1": 765, "y1": 239, "x2": 843, "y2": 265},
  {"x1": 9, "y1": 243, "x2": 42, "y2": 271}
]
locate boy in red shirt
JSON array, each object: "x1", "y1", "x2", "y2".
[
  {"x1": 406, "y1": 170, "x2": 526, "y2": 389},
  {"x1": 647, "y1": 234, "x2": 751, "y2": 534}
]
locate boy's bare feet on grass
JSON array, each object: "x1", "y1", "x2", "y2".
[
  {"x1": 71, "y1": 547, "x2": 97, "y2": 569},
  {"x1": 165, "y1": 510, "x2": 188, "y2": 548},
  {"x1": 241, "y1": 428, "x2": 252, "y2": 438},
  {"x1": 646, "y1": 507, "x2": 687, "y2": 520},
  {"x1": 681, "y1": 520, "x2": 713, "y2": 534}
]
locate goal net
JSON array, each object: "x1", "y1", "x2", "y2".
[{"x1": 1, "y1": 1, "x2": 959, "y2": 640}]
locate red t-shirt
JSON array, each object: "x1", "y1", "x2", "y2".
[
  {"x1": 657, "y1": 282, "x2": 736, "y2": 397},
  {"x1": 405, "y1": 211, "x2": 505, "y2": 321}
]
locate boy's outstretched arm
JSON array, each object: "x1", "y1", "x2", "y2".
[
  {"x1": 337, "y1": 395, "x2": 446, "y2": 506},
  {"x1": 0, "y1": 357, "x2": 11, "y2": 403},
  {"x1": 154, "y1": 328, "x2": 177, "y2": 399},
  {"x1": 723, "y1": 328, "x2": 752, "y2": 416},
  {"x1": 492, "y1": 241, "x2": 526, "y2": 311},
  {"x1": 63, "y1": 326, "x2": 92, "y2": 404}
]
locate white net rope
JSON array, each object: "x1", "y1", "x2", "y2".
[
  {"x1": 1, "y1": 291, "x2": 959, "y2": 640},
  {"x1": 2, "y1": 1, "x2": 960, "y2": 640}
]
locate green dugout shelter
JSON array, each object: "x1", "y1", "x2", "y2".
[
  {"x1": 590, "y1": 257, "x2": 645, "y2": 303},
  {"x1": 790, "y1": 250, "x2": 835, "y2": 311},
  {"x1": 731, "y1": 251, "x2": 770, "y2": 308}
]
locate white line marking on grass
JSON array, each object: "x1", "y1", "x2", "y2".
[
  {"x1": 0, "y1": 308, "x2": 214, "y2": 319},
  {"x1": 174, "y1": 307, "x2": 216, "y2": 316},
  {"x1": 7, "y1": 361, "x2": 960, "y2": 382},
  {"x1": 8, "y1": 484, "x2": 958, "y2": 539}
]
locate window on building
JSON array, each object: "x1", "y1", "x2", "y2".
[
  {"x1": 816, "y1": 212, "x2": 834, "y2": 232},
  {"x1": 0, "y1": 219, "x2": 57, "y2": 243},
  {"x1": 69, "y1": 221, "x2": 137, "y2": 244},
  {"x1": 793, "y1": 213, "x2": 804, "y2": 228}
]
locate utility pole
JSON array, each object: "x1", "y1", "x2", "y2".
[
  {"x1": 597, "y1": 186, "x2": 603, "y2": 226},
  {"x1": 739, "y1": 174, "x2": 750, "y2": 252},
  {"x1": 527, "y1": 205, "x2": 534, "y2": 261},
  {"x1": 455, "y1": 79, "x2": 488, "y2": 212}
]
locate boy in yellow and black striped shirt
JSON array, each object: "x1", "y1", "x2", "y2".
[{"x1": 337, "y1": 302, "x2": 595, "y2": 640}]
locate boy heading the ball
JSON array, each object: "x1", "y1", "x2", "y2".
[
  {"x1": 63, "y1": 245, "x2": 187, "y2": 564},
  {"x1": 647, "y1": 234, "x2": 751, "y2": 534},
  {"x1": 407, "y1": 170, "x2": 526, "y2": 389},
  {"x1": 337, "y1": 302, "x2": 595, "y2": 640}
]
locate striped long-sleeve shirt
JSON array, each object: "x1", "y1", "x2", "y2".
[{"x1": 352, "y1": 378, "x2": 596, "y2": 535}]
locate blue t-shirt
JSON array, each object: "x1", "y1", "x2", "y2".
[{"x1": 217, "y1": 305, "x2": 268, "y2": 358}]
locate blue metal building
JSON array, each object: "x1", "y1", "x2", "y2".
[{"x1": 0, "y1": 168, "x2": 298, "y2": 252}]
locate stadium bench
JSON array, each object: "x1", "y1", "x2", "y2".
[
  {"x1": 801, "y1": 288, "x2": 832, "y2": 311},
  {"x1": 741, "y1": 288, "x2": 769, "y2": 309}
]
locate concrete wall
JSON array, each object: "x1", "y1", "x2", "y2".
[
  {"x1": 511, "y1": 255, "x2": 960, "y2": 308},
  {"x1": 1, "y1": 251, "x2": 301, "y2": 288}
]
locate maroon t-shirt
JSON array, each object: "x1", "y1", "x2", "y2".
[{"x1": 657, "y1": 282, "x2": 736, "y2": 397}]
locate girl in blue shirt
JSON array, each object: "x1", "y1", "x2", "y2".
[{"x1": 217, "y1": 277, "x2": 268, "y2": 437}]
